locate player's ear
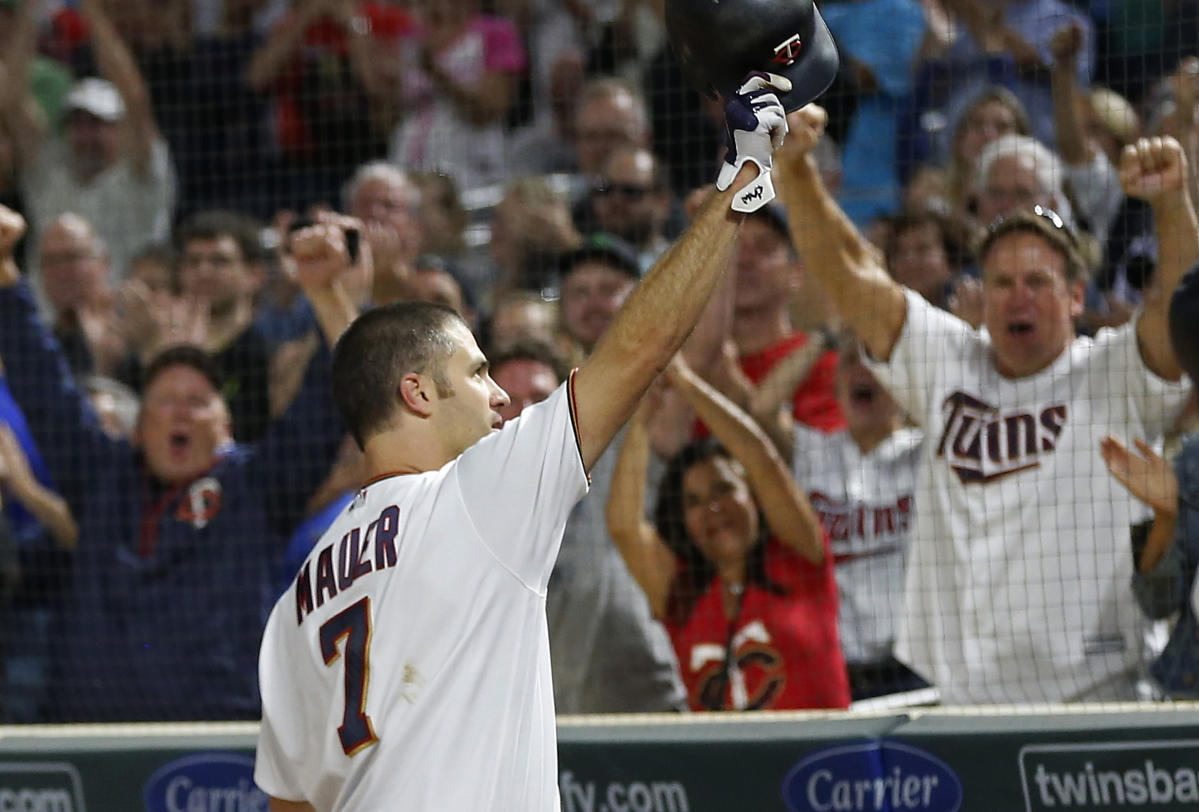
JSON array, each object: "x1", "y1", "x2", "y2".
[{"x1": 398, "y1": 372, "x2": 434, "y2": 417}]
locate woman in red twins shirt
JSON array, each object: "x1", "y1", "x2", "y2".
[{"x1": 607, "y1": 358, "x2": 849, "y2": 711}]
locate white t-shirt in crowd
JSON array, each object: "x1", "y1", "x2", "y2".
[
  {"x1": 255, "y1": 381, "x2": 588, "y2": 811},
  {"x1": 866, "y1": 290, "x2": 1188, "y2": 704},
  {"x1": 21, "y1": 137, "x2": 176, "y2": 280},
  {"x1": 792, "y1": 424, "x2": 923, "y2": 665}
]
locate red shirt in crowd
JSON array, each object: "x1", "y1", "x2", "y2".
[
  {"x1": 666, "y1": 536, "x2": 850, "y2": 712},
  {"x1": 740, "y1": 332, "x2": 845, "y2": 432},
  {"x1": 694, "y1": 332, "x2": 845, "y2": 441}
]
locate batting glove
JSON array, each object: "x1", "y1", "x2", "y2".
[{"x1": 716, "y1": 72, "x2": 792, "y2": 213}]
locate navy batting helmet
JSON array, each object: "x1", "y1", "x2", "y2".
[
  {"x1": 1170, "y1": 266, "x2": 1199, "y2": 383},
  {"x1": 665, "y1": 0, "x2": 840, "y2": 112}
]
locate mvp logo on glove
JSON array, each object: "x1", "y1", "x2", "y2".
[{"x1": 741, "y1": 186, "x2": 765, "y2": 206}]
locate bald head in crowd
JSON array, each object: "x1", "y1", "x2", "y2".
[
  {"x1": 973, "y1": 134, "x2": 1069, "y2": 227},
  {"x1": 344, "y1": 162, "x2": 423, "y2": 257},
  {"x1": 38, "y1": 213, "x2": 112, "y2": 316},
  {"x1": 573, "y1": 78, "x2": 650, "y2": 176}
]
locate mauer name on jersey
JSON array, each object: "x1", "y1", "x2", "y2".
[
  {"x1": 935, "y1": 391, "x2": 1068, "y2": 485},
  {"x1": 295, "y1": 504, "x2": 401, "y2": 626}
]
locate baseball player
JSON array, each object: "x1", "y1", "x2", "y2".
[
  {"x1": 254, "y1": 75, "x2": 793, "y2": 811},
  {"x1": 777, "y1": 104, "x2": 1197, "y2": 704}
]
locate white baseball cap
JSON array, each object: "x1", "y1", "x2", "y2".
[{"x1": 64, "y1": 77, "x2": 126, "y2": 123}]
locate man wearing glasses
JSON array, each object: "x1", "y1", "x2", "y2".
[
  {"x1": 586, "y1": 146, "x2": 675, "y2": 273},
  {"x1": 778, "y1": 104, "x2": 1197, "y2": 704}
]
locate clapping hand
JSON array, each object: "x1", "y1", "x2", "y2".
[{"x1": 1099, "y1": 435, "x2": 1178, "y2": 517}]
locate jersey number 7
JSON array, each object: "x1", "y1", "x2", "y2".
[{"x1": 320, "y1": 597, "x2": 380, "y2": 756}]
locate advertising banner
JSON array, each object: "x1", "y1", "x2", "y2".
[{"x1": 3, "y1": 709, "x2": 1199, "y2": 811}]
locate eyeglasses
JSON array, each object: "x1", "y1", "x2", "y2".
[
  {"x1": 987, "y1": 205, "x2": 1078, "y2": 247},
  {"x1": 593, "y1": 181, "x2": 653, "y2": 199}
]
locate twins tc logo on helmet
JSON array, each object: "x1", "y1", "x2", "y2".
[{"x1": 772, "y1": 34, "x2": 803, "y2": 66}]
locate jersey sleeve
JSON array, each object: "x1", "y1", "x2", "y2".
[
  {"x1": 453, "y1": 375, "x2": 589, "y2": 590},
  {"x1": 1088, "y1": 318, "x2": 1189, "y2": 439},
  {"x1": 862, "y1": 287, "x2": 979, "y2": 422}
]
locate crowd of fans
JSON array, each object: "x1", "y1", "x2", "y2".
[{"x1": 0, "y1": 0, "x2": 1197, "y2": 722}]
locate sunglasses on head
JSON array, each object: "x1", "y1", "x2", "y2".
[{"x1": 988, "y1": 205, "x2": 1078, "y2": 246}]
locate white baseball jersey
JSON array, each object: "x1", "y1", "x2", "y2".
[
  {"x1": 866, "y1": 290, "x2": 1188, "y2": 704},
  {"x1": 254, "y1": 381, "x2": 588, "y2": 811},
  {"x1": 792, "y1": 425, "x2": 923, "y2": 664}
]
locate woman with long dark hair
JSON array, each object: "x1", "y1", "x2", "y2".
[{"x1": 607, "y1": 358, "x2": 849, "y2": 711}]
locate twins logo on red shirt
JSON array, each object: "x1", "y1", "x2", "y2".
[{"x1": 691, "y1": 620, "x2": 786, "y2": 710}]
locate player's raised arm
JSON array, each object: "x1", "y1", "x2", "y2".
[
  {"x1": 572, "y1": 75, "x2": 790, "y2": 470},
  {"x1": 775, "y1": 105, "x2": 907, "y2": 363}
]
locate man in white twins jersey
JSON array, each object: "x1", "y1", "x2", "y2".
[
  {"x1": 254, "y1": 76, "x2": 794, "y2": 811},
  {"x1": 778, "y1": 106, "x2": 1196, "y2": 704}
]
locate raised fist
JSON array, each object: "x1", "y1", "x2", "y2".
[
  {"x1": 716, "y1": 72, "x2": 791, "y2": 213},
  {"x1": 288, "y1": 212, "x2": 369, "y2": 295},
  {"x1": 1049, "y1": 23, "x2": 1084, "y2": 68},
  {"x1": 778, "y1": 104, "x2": 829, "y2": 165},
  {"x1": 1119, "y1": 136, "x2": 1188, "y2": 203}
]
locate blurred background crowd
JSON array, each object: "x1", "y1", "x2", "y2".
[{"x1": 0, "y1": 0, "x2": 1197, "y2": 722}]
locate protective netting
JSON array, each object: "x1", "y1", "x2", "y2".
[{"x1": 0, "y1": 0, "x2": 1196, "y2": 724}]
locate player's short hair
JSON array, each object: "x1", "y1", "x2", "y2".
[
  {"x1": 976, "y1": 206, "x2": 1089, "y2": 285},
  {"x1": 332, "y1": 302, "x2": 464, "y2": 449}
]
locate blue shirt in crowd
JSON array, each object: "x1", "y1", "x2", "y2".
[{"x1": 0, "y1": 282, "x2": 345, "y2": 722}]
